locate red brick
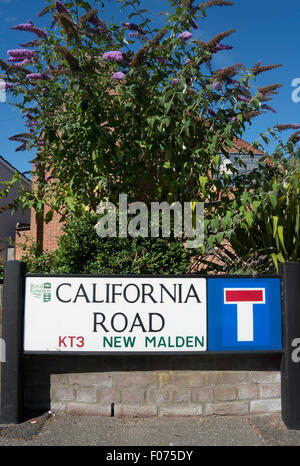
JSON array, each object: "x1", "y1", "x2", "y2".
[
  {"x1": 98, "y1": 389, "x2": 121, "y2": 403},
  {"x1": 191, "y1": 388, "x2": 214, "y2": 402},
  {"x1": 113, "y1": 372, "x2": 157, "y2": 388},
  {"x1": 67, "y1": 403, "x2": 111, "y2": 416},
  {"x1": 121, "y1": 389, "x2": 146, "y2": 404},
  {"x1": 76, "y1": 387, "x2": 98, "y2": 403},
  {"x1": 69, "y1": 373, "x2": 112, "y2": 388},
  {"x1": 261, "y1": 384, "x2": 281, "y2": 399},
  {"x1": 159, "y1": 371, "x2": 204, "y2": 388},
  {"x1": 215, "y1": 386, "x2": 237, "y2": 401},
  {"x1": 172, "y1": 389, "x2": 191, "y2": 403},
  {"x1": 53, "y1": 386, "x2": 75, "y2": 402},
  {"x1": 250, "y1": 399, "x2": 281, "y2": 414},
  {"x1": 114, "y1": 405, "x2": 157, "y2": 417},
  {"x1": 238, "y1": 384, "x2": 260, "y2": 400},
  {"x1": 159, "y1": 406, "x2": 202, "y2": 417},
  {"x1": 149, "y1": 389, "x2": 170, "y2": 404},
  {"x1": 204, "y1": 401, "x2": 249, "y2": 416}
]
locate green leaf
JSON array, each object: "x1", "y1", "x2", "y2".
[
  {"x1": 252, "y1": 200, "x2": 261, "y2": 213},
  {"x1": 199, "y1": 176, "x2": 208, "y2": 189},
  {"x1": 45, "y1": 210, "x2": 54, "y2": 224},
  {"x1": 164, "y1": 102, "x2": 172, "y2": 115},
  {"x1": 272, "y1": 216, "x2": 279, "y2": 237},
  {"x1": 245, "y1": 211, "x2": 253, "y2": 227},
  {"x1": 277, "y1": 226, "x2": 287, "y2": 253},
  {"x1": 271, "y1": 253, "x2": 279, "y2": 271},
  {"x1": 147, "y1": 117, "x2": 156, "y2": 129},
  {"x1": 162, "y1": 117, "x2": 171, "y2": 128}
]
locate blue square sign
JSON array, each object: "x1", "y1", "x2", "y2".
[{"x1": 207, "y1": 278, "x2": 282, "y2": 352}]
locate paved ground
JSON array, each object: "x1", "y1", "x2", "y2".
[{"x1": 0, "y1": 412, "x2": 300, "y2": 447}]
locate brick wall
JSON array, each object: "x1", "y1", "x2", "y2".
[
  {"x1": 23, "y1": 353, "x2": 282, "y2": 418},
  {"x1": 15, "y1": 206, "x2": 64, "y2": 260},
  {"x1": 42, "y1": 207, "x2": 64, "y2": 252}
]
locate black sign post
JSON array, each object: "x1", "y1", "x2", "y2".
[
  {"x1": 0, "y1": 261, "x2": 25, "y2": 424},
  {"x1": 280, "y1": 262, "x2": 300, "y2": 430}
]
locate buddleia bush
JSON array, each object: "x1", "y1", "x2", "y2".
[{"x1": 53, "y1": 213, "x2": 195, "y2": 275}]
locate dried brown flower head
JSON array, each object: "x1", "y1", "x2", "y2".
[
  {"x1": 197, "y1": 1, "x2": 234, "y2": 9},
  {"x1": 78, "y1": 9, "x2": 99, "y2": 27},
  {"x1": 258, "y1": 83, "x2": 283, "y2": 95},
  {"x1": 57, "y1": 13, "x2": 80, "y2": 43},
  {"x1": 54, "y1": 44, "x2": 81, "y2": 72},
  {"x1": 252, "y1": 63, "x2": 282, "y2": 76},
  {"x1": 288, "y1": 131, "x2": 300, "y2": 144},
  {"x1": 214, "y1": 63, "x2": 243, "y2": 81},
  {"x1": 207, "y1": 29, "x2": 235, "y2": 49},
  {"x1": 276, "y1": 124, "x2": 300, "y2": 131},
  {"x1": 130, "y1": 27, "x2": 168, "y2": 67},
  {"x1": 38, "y1": 5, "x2": 53, "y2": 18},
  {"x1": 243, "y1": 111, "x2": 265, "y2": 121}
]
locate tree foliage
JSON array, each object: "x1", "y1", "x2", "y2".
[
  {"x1": 1, "y1": 0, "x2": 283, "y2": 211},
  {"x1": 0, "y1": 0, "x2": 299, "y2": 273},
  {"x1": 20, "y1": 214, "x2": 195, "y2": 274}
]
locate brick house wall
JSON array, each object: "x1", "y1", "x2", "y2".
[{"x1": 15, "y1": 199, "x2": 64, "y2": 260}]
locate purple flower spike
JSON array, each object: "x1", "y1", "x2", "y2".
[
  {"x1": 26, "y1": 73, "x2": 49, "y2": 81},
  {"x1": 25, "y1": 113, "x2": 36, "y2": 120},
  {"x1": 215, "y1": 43, "x2": 233, "y2": 51},
  {"x1": 11, "y1": 23, "x2": 47, "y2": 39},
  {"x1": 9, "y1": 136, "x2": 27, "y2": 142},
  {"x1": 14, "y1": 59, "x2": 31, "y2": 67},
  {"x1": 123, "y1": 22, "x2": 146, "y2": 35},
  {"x1": 157, "y1": 56, "x2": 167, "y2": 65},
  {"x1": 102, "y1": 51, "x2": 123, "y2": 63},
  {"x1": 178, "y1": 31, "x2": 192, "y2": 41},
  {"x1": 212, "y1": 81, "x2": 222, "y2": 91},
  {"x1": 189, "y1": 18, "x2": 198, "y2": 30},
  {"x1": 8, "y1": 57, "x2": 26, "y2": 62},
  {"x1": 7, "y1": 49, "x2": 38, "y2": 59},
  {"x1": 15, "y1": 144, "x2": 27, "y2": 152},
  {"x1": 112, "y1": 71, "x2": 126, "y2": 80},
  {"x1": 31, "y1": 27, "x2": 47, "y2": 40},
  {"x1": 238, "y1": 95, "x2": 251, "y2": 103},
  {"x1": 20, "y1": 40, "x2": 40, "y2": 48},
  {"x1": 55, "y1": 1, "x2": 70, "y2": 15},
  {"x1": 171, "y1": 78, "x2": 179, "y2": 85},
  {"x1": 11, "y1": 23, "x2": 35, "y2": 32}
]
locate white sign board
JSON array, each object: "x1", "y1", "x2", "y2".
[{"x1": 24, "y1": 276, "x2": 207, "y2": 353}]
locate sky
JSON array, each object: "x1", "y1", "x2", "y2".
[{"x1": 0, "y1": 0, "x2": 300, "y2": 176}]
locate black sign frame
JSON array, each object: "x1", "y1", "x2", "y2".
[{"x1": 0, "y1": 261, "x2": 299, "y2": 429}]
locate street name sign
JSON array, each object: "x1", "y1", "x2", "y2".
[
  {"x1": 23, "y1": 275, "x2": 282, "y2": 354},
  {"x1": 4, "y1": 262, "x2": 300, "y2": 429},
  {"x1": 24, "y1": 276, "x2": 208, "y2": 353}
]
